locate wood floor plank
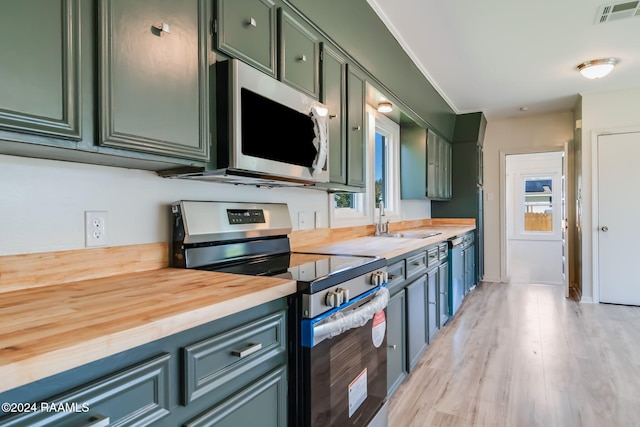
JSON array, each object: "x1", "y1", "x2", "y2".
[{"x1": 389, "y1": 282, "x2": 640, "y2": 427}]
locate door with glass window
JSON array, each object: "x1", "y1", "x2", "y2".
[{"x1": 505, "y1": 152, "x2": 564, "y2": 285}]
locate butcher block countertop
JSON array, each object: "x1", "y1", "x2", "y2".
[
  {"x1": 295, "y1": 224, "x2": 476, "y2": 261},
  {"x1": 0, "y1": 267, "x2": 296, "y2": 393}
]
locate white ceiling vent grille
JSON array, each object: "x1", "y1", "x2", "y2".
[{"x1": 595, "y1": 1, "x2": 640, "y2": 23}]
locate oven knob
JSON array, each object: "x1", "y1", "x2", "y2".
[
  {"x1": 381, "y1": 271, "x2": 389, "y2": 283},
  {"x1": 370, "y1": 272, "x2": 382, "y2": 286},
  {"x1": 341, "y1": 288, "x2": 350, "y2": 303},
  {"x1": 325, "y1": 291, "x2": 342, "y2": 308}
]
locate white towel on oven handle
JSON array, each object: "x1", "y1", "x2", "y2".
[{"x1": 313, "y1": 287, "x2": 390, "y2": 344}]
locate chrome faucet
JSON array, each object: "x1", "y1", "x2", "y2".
[{"x1": 375, "y1": 201, "x2": 385, "y2": 235}]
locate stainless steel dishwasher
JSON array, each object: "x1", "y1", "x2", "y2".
[{"x1": 448, "y1": 237, "x2": 464, "y2": 316}]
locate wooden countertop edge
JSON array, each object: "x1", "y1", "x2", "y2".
[{"x1": 0, "y1": 279, "x2": 296, "y2": 394}]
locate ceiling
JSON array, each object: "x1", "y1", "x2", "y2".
[{"x1": 368, "y1": 0, "x2": 640, "y2": 119}]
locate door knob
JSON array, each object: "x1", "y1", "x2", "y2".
[{"x1": 601, "y1": 226, "x2": 608, "y2": 232}]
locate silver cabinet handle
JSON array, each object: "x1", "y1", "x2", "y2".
[
  {"x1": 388, "y1": 344, "x2": 397, "y2": 349},
  {"x1": 412, "y1": 261, "x2": 420, "y2": 266},
  {"x1": 83, "y1": 414, "x2": 110, "y2": 427},
  {"x1": 297, "y1": 54, "x2": 307, "y2": 62},
  {"x1": 232, "y1": 343, "x2": 262, "y2": 358},
  {"x1": 353, "y1": 126, "x2": 361, "y2": 131},
  {"x1": 601, "y1": 226, "x2": 608, "y2": 232},
  {"x1": 246, "y1": 17, "x2": 257, "y2": 27},
  {"x1": 153, "y1": 22, "x2": 171, "y2": 35},
  {"x1": 329, "y1": 114, "x2": 336, "y2": 119}
]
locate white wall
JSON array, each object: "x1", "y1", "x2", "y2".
[
  {"x1": 579, "y1": 87, "x2": 640, "y2": 301},
  {"x1": 0, "y1": 155, "x2": 331, "y2": 256},
  {"x1": 483, "y1": 111, "x2": 574, "y2": 282}
]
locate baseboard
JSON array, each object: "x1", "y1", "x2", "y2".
[
  {"x1": 580, "y1": 296, "x2": 594, "y2": 303},
  {"x1": 482, "y1": 276, "x2": 507, "y2": 283}
]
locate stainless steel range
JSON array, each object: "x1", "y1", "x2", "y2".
[{"x1": 171, "y1": 201, "x2": 390, "y2": 427}]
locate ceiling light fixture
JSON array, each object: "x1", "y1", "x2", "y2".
[
  {"x1": 576, "y1": 58, "x2": 618, "y2": 79},
  {"x1": 377, "y1": 101, "x2": 393, "y2": 113}
]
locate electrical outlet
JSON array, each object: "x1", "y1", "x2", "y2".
[{"x1": 85, "y1": 211, "x2": 108, "y2": 247}]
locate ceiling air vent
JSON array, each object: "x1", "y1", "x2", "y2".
[{"x1": 595, "y1": 1, "x2": 640, "y2": 23}]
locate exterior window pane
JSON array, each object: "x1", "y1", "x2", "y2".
[
  {"x1": 524, "y1": 177, "x2": 552, "y2": 232},
  {"x1": 334, "y1": 193, "x2": 355, "y2": 208},
  {"x1": 375, "y1": 132, "x2": 386, "y2": 208}
]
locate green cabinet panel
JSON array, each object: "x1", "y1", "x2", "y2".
[
  {"x1": 432, "y1": 112, "x2": 486, "y2": 283},
  {"x1": 0, "y1": 0, "x2": 81, "y2": 140},
  {"x1": 426, "y1": 266, "x2": 439, "y2": 343},
  {"x1": 321, "y1": 43, "x2": 347, "y2": 184},
  {"x1": 427, "y1": 129, "x2": 451, "y2": 200},
  {"x1": 99, "y1": 0, "x2": 210, "y2": 160},
  {"x1": 405, "y1": 273, "x2": 427, "y2": 372},
  {"x1": 216, "y1": 0, "x2": 277, "y2": 77},
  {"x1": 386, "y1": 289, "x2": 407, "y2": 397},
  {"x1": 438, "y1": 261, "x2": 449, "y2": 327},
  {"x1": 0, "y1": 354, "x2": 171, "y2": 427},
  {"x1": 185, "y1": 366, "x2": 287, "y2": 427},
  {"x1": 278, "y1": 8, "x2": 319, "y2": 99},
  {"x1": 400, "y1": 124, "x2": 427, "y2": 199},
  {"x1": 346, "y1": 66, "x2": 366, "y2": 188}
]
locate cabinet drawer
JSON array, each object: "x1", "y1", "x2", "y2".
[
  {"x1": 406, "y1": 252, "x2": 427, "y2": 278},
  {"x1": 0, "y1": 354, "x2": 171, "y2": 427},
  {"x1": 427, "y1": 247, "x2": 439, "y2": 267},
  {"x1": 184, "y1": 366, "x2": 287, "y2": 427},
  {"x1": 438, "y1": 243, "x2": 448, "y2": 261},
  {"x1": 183, "y1": 310, "x2": 286, "y2": 405},
  {"x1": 387, "y1": 259, "x2": 406, "y2": 294}
]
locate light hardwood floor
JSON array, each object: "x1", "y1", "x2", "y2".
[{"x1": 388, "y1": 282, "x2": 640, "y2": 427}]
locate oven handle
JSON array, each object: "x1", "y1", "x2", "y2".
[{"x1": 311, "y1": 286, "x2": 390, "y2": 345}]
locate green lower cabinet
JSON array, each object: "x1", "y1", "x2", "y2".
[
  {"x1": 406, "y1": 273, "x2": 428, "y2": 372},
  {"x1": 0, "y1": 299, "x2": 288, "y2": 427},
  {"x1": 438, "y1": 261, "x2": 450, "y2": 327},
  {"x1": 386, "y1": 290, "x2": 407, "y2": 397},
  {"x1": 426, "y1": 266, "x2": 439, "y2": 343},
  {"x1": 99, "y1": 0, "x2": 210, "y2": 160},
  {"x1": 0, "y1": 0, "x2": 81, "y2": 140},
  {"x1": 184, "y1": 366, "x2": 287, "y2": 427}
]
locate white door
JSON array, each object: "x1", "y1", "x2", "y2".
[
  {"x1": 562, "y1": 143, "x2": 569, "y2": 297},
  {"x1": 598, "y1": 132, "x2": 640, "y2": 305}
]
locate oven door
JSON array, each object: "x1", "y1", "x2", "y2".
[{"x1": 301, "y1": 286, "x2": 389, "y2": 427}]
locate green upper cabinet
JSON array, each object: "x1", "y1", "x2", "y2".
[
  {"x1": 346, "y1": 66, "x2": 366, "y2": 188},
  {"x1": 321, "y1": 43, "x2": 347, "y2": 184},
  {"x1": 215, "y1": 0, "x2": 277, "y2": 77},
  {"x1": 0, "y1": 0, "x2": 81, "y2": 140},
  {"x1": 426, "y1": 130, "x2": 451, "y2": 200},
  {"x1": 99, "y1": 0, "x2": 210, "y2": 161},
  {"x1": 401, "y1": 125, "x2": 451, "y2": 200},
  {"x1": 278, "y1": 8, "x2": 319, "y2": 99}
]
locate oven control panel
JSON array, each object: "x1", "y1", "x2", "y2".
[
  {"x1": 301, "y1": 268, "x2": 387, "y2": 318},
  {"x1": 226, "y1": 209, "x2": 266, "y2": 224}
]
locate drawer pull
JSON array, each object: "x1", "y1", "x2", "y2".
[
  {"x1": 297, "y1": 54, "x2": 307, "y2": 62},
  {"x1": 388, "y1": 344, "x2": 397, "y2": 350},
  {"x1": 246, "y1": 17, "x2": 257, "y2": 27},
  {"x1": 412, "y1": 261, "x2": 421, "y2": 266},
  {"x1": 83, "y1": 414, "x2": 110, "y2": 427},
  {"x1": 231, "y1": 343, "x2": 262, "y2": 358},
  {"x1": 329, "y1": 114, "x2": 337, "y2": 119},
  {"x1": 388, "y1": 274, "x2": 396, "y2": 280}
]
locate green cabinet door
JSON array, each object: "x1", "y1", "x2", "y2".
[
  {"x1": 346, "y1": 66, "x2": 366, "y2": 188},
  {"x1": 185, "y1": 366, "x2": 287, "y2": 427},
  {"x1": 99, "y1": 0, "x2": 209, "y2": 160},
  {"x1": 438, "y1": 261, "x2": 449, "y2": 327},
  {"x1": 426, "y1": 266, "x2": 439, "y2": 343},
  {"x1": 426, "y1": 130, "x2": 437, "y2": 198},
  {"x1": 0, "y1": 0, "x2": 81, "y2": 140},
  {"x1": 216, "y1": 0, "x2": 277, "y2": 77},
  {"x1": 321, "y1": 43, "x2": 347, "y2": 184},
  {"x1": 406, "y1": 274, "x2": 427, "y2": 372},
  {"x1": 386, "y1": 290, "x2": 407, "y2": 397},
  {"x1": 278, "y1": 8, "x2": 319, "y2": 99}
]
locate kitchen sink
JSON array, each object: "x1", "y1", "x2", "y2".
[{"x1": 376, "y1": 231, "x2": 442, "y2": 239}]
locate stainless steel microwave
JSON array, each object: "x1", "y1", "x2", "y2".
[{"x1": 162, "y1": 59, "x2": 329, "y2": 186}]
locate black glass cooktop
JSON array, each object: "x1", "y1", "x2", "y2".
[{"x1": 197, "y1": 252, "x2": 385, "y2": 294}]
